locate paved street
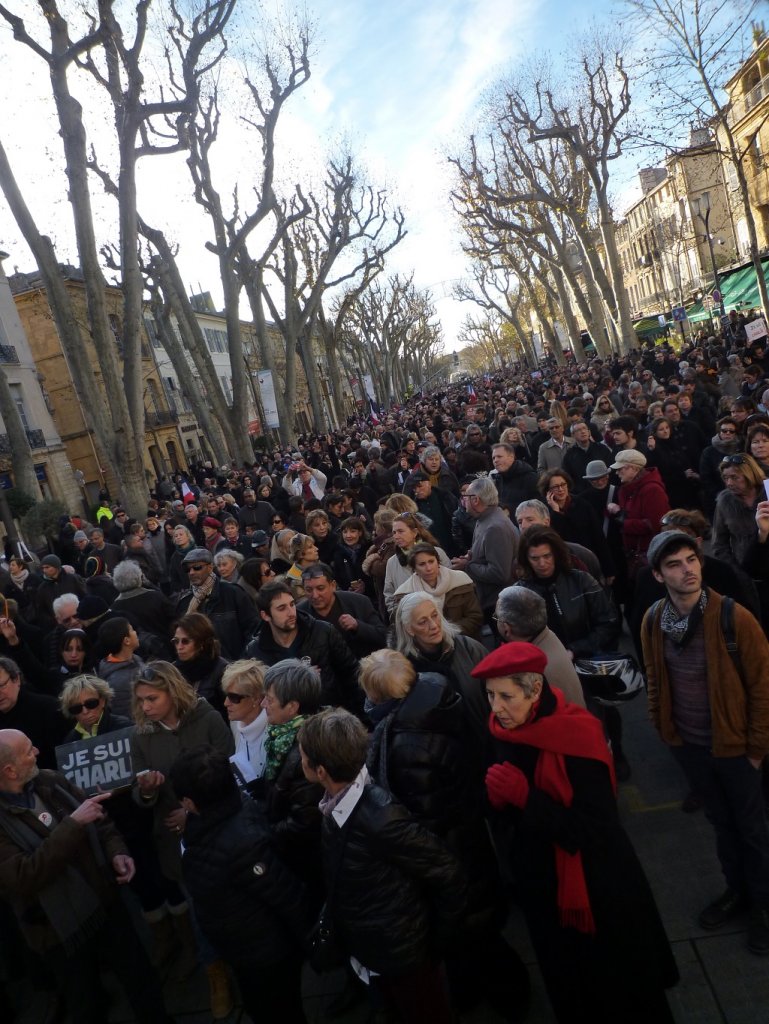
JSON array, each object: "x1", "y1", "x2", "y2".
[{"x1": 12, "y1": 684, "x2": 769, "y2": 1024}]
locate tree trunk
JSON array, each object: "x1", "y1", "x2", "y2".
[
  {"x1": 0, "y1": 366, "x2": 40, "y2": 498},
  {"x1": 219, "y1": 263, "x2": 252, "y2": 462},
  {"x1": 595, "y1": 188, "x2": 636, "y2": 353},
  {"x1": 553, "y1": 266, "x2": 586, "y2": 362}
]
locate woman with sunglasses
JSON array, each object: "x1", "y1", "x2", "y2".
[
  {"x1": 699, "y1": 416, "x2": 743, "y2": 518},
  {"x1": 591, "y1": 396, "x2": 620, "y2": 439},
  {"x1": 60, "y1": 673, "x2": 129, "y2": 741},
  {"x1": 384, "y1": 512, "x2": 451, "y2": 615},
  {"x1": 171, "y1": 613, "x2": 228, "y2": 717},
  {"x1": 221, "y1": 659, "x2": 268, "y2": 783},
  {"x1": 131, "y1": 661, "x2": 235, "y2": 1002}
]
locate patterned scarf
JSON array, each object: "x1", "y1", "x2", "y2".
[
  {"x1": 187, "y1": 572, "x2": 216, "y2": 613},
  {"x1": 10, "y1": 568, "x2": 29, "y2": 589},
  {"x1": 264, "y1": 715, "x2": 305, "y2": 780},
  {"x1": 660, "y1": 589, "x2": 708, "y2": 647}
]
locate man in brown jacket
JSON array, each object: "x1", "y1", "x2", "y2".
[
  {"x1": 0, "y1": 729, "x2": 172, "y2": 1023},
  {"x1": 642, "y1": 531, "x2": 769, "y2": 955}
]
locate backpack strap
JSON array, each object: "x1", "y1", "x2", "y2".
[{"x1": 719, "y1": 595, "x2": 743, "y2": 682}]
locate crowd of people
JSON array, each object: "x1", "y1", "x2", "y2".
[{"x1": 2, "y1": 313, "x2": 769, "y2": 1023}]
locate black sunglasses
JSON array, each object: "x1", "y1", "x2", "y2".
[
  {"x1": 224, "y1": 691, "x2": 248, "y2": 704},
  {"x1": 68, "y1": 697, "x2": 101, "y2": 715},
  {"x1": 184, "y1": 563, "x2": 209, "y2": 572},
  {"x1": 720, "y1": 455, "x2": 749, "y2": 467}
]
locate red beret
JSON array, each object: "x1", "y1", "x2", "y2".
[
  {"x1": 470, "y1": 641, "x2": 547, "y2": 679},
  {"x1": 203, "y1": 516, "x2": 222, "y2": 529}
]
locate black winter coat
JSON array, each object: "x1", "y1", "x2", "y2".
[
  {"x1": 323, "y1": 781, "x2": 467, "y2": 976},
  {"x1": 181, "y1": 791, "x2": 308, "y2": 968},
  {"x1": 490, "y1": 461, "x2": 539, "y2": 510},
  {"x1": 244, "y1": 611, "x2": 362, "y2": 716},
  {"x1": 517, "y1": 570, "x2": 619, "y2": 656},
  {"x1": 489, "y1": 686, "x2": 678, "y2": 1021},
  {"x1": 367, "y1": 675, "x2": 501, "y2": 934},
  {"x1": 175, "y1": 578, "x2": 258, "y2": 661}
]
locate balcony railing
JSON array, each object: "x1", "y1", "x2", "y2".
[
  {"x1": 26, "y1": 429, "x2": 46, "y2": 449},
  {"x1": 731, "y1": 74, "x2": 769, "y2": 123},
  {"x1": 0, "y1": 429, "x2": 45, "y2": 452},
  {"x1": 146, "y1": 410, "x2": 179, "y2": 427},
  {"x1": 0, "y1": 345, "x2": 19, "y2": 364}
]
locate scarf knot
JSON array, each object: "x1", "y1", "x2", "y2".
[{"x1": 264, "y1": 715, "x2": 305, "y2": 779}]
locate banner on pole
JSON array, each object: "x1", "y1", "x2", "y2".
[{"x1": 256, "y1": 370, "x2": 280, "y2": 429}]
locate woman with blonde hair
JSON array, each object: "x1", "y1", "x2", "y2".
[
  {"x1": 59, "y1": 673, "x2": 124, "y2": 740},
  {"x1": 363, "y1": 507, "x2": 398, "y2": 618},
  {"x1": 305, "y1": 508, "x2": 338, "y2": 563},
  {"x1": 221, "y1": 659, "x2": 269, "y2": 782},
  {"x1": 284, "y1": 533, "x2": 320, "y2": 600},
  {"x1": 131, "y1": 661, "x2": 234, "y2": 1004},
  {"x1": 385, "y1": 493, "x2": 418, "y2": 516},
  {"x1": 270, "y1": 527, "x2": 296, "y2": 574}
]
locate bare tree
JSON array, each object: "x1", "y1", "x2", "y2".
[
  {"x1": 626, "y1": 0, "x2": 769, "y2": 318},
  {"x1": 0, "y1": 0, "x2": 235, "y2": 513}
]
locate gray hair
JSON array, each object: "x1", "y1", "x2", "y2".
[
  {"x1": 420, "y1": 445, "x2": 441, "y2": 462},
  {"x1": 113, "y1": 560, "x2": 143, "y2": 592},
  {"x1": 214, "y1": 548, "x2": 244, "y2": 569},
  {"x1": 59, "y1": 674, "x2": 113, "y2": 717},
  {"x1": 467, "y1": 476, "x2": 499, "y2": 507},
  {"x1": 263, "y1": 659, "x2": 322, "y2": 715},
  {"x1": 52, "y1": 594, "x2": 80, "y2": 616},
  {"x1": 495, "y1": 586, "x2": 547, "y2": 638},
  {"x1": 511, "y1": 671, "x2": 542, "y2": 699},
  {"x1": 515, "y1": 499, "x2": 549, "y2": 523},
  {"x1": 393, "y1": 592, "x2": 459, "y2": 658}
]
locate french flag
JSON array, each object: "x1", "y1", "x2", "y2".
[
  {"x1": 467, "y1": 383, "x2": 477, "y2": 404},
  {"x1": 181, "y1": 481, "x2": 196, "y2": 505},
  {"x1": 368, "y1": 395, "x2": 380, "y2": 425}
]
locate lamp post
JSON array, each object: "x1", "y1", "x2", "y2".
[{"x1": 691, "y1": 192, "x2": 725, "y2": 319}]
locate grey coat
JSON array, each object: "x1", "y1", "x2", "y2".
[
  {"x1": 712, "y1": 488, "x2": 759, "y2": 568},
  {"x1": 466, "y1": 507, "x2": 519, "y2": 610}
]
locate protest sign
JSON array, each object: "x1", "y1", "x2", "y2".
[{"x1": 56, "y1": 727, "x2": 135, "y2": 795}]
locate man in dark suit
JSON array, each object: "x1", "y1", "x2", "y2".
[{"x1": 298, "y1": 564, "x2": 387, "y2": 660}]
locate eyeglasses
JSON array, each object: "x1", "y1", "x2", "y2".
[
  {"x1": 548, "y1": 482, "x2": 568, "y2": 491},
  {"x1": 271, "y1": 519, "x2": 284, "y2": 525},
  {"x1": 0, "y1": 674, "x2": 18, "y2": 689},
  {"x1": 68, "y1": 697, "x2": 101, "y2": 715},
  {"x1": 261, "y1": 566, "x2": 276, "y2": 577},
  {"x1": 720, "y1": 455, "x2": 749, "y2": 467},
  {"x1": 719, "y1": 427, "x2": 737, "y2": 434},
  {"x1": 224, "y1": 691, "x2": 250, "y2": 704},
  {"x1": 184, "y1": 563, "x2": 208, "y2": 572},
  {"x1": 172, "y1": 636, "x2": 193, "y2": 646}
]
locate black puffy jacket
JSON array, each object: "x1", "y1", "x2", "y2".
[
  {"x1": 244, "y1": 611, "x2": 362, "y2": 716},
  {"x1": 516, "y1": 569, "x2": 619, "y2": 656},
  {"x1": 324, "y1": 781, "x2": 467, "y2": 975},
  {"x1": 367, "y1": 675, "x2": 502, "y2": 934},
  {"x1": 181, "y1": 792, "x2": 308, "y2": 967}
]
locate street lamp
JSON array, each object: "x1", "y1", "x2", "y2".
[{"x1": 691, "y1": 192, "x2": 725, "y2": 319}]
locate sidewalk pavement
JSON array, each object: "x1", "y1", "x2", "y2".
[{"x1": 12, "y1": 690, "x2": 769, "y2": 1023}]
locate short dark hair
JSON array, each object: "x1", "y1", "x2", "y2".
[
  {"x1": 97, "y1": 616, "x2": 132, "y2": 656},
  {"x1": 169, "y1": 746, "x2": 239, "y2": 812},
  {"x1": 298, "y1": 708, "x2": 369, "y2": 783},
  {"x1": 256, "y1": 580, "x2": 294, "y2": 615},
  {"x1": 608, "y1": 415, "x2": 639, "y2": 437}
]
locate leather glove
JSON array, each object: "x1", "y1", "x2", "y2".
[{"x1": 485, "y1": 762, "x2": 530, "y2": 810}]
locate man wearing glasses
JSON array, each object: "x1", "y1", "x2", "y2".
[
  {"x1": 537, "y1": 418, "x2": 576, "y2": 473},
  {"x1": 174, "y1": 549, "x2": 258, "y2": 660},
  {"x1": 451, "y1": 477, "x2": 519, "y2": 626}
]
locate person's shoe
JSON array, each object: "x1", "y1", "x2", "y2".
[
  {"x1": 748, "y1": 908, "x2": 769, "y2": 954},
  {"x1": 681, "y1": 790, "x2": 702, "y2": 813},
  {"x1": 698, "y1": 888, "x2": 748, "y2": 930},
  {"x1": 613, "y1": 751, "x2": 632, "y2": 782},
  {"x1": 205, "y1": 960, "x2": 234, "y2": 1020}
]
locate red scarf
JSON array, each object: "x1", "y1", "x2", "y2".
[{"x1": 488, "y1": 688, "x2": 616, "y2": 935}]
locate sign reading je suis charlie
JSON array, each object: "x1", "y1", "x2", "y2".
[{"x1": 55, "y1": 728, "x2": 135, "y2": 795}]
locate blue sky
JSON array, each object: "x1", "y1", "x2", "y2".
[{"x1": 0, "y1": 0, "x2": 633, "y2": 351}]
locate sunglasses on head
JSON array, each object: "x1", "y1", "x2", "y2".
[
  {"x1": 184, "y1": 563, "x2": 208, "y2": 572},
  {"x1": 720, "y1": 454, "x2": 749, "y2": 467},
  {"x1": 224, "y1": 691, "x2": 249, "y2": 704},
  {"x1": 68, "y1": 697, "x2": 101, "y2": 715}
]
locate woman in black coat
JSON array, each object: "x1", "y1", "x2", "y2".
[
  {"x1": 171, "y1": 747, "x2": 308, "y2": 1024},
  {"x1": 172, "y1": 612, "x2": 228, "y2": 716},
  {"x1": 361, "y1": 651, "x2": 529, "y2": 1019},
  {"x1": 474, "y1": 643, "x2": 679, "y2": 1024}
]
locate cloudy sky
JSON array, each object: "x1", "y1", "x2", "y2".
[{"x1": 0, "y1": 0, "x2": 637, "y2": 351}]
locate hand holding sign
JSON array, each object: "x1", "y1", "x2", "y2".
[{"x1": 70, "y1": 791, "x2": 112, "y2": 825}]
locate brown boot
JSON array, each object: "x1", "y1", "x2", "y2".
[
  {"x1": 168, "y1": 907, "x2": 200, "y2": 981},
  {"x1": 206, "y1": 960, "x2": 234, "y2": 1020},
  {"x1": 146, "y1": 912, "x2": 177, "y2": 979}
]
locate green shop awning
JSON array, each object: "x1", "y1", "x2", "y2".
[
  {"x1": 720, "y1": 258, "x2": 769, "y2": 312},
  {"x1": 684, "y1": 299, "x2": 714, "y2": 324},
  {"x1": 633, "y1": 316, "x2": 667, "y2": 337}
]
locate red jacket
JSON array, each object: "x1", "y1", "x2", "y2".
[{"x1": 617, "y1": 467, "x2": 670, "y2": 554}]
